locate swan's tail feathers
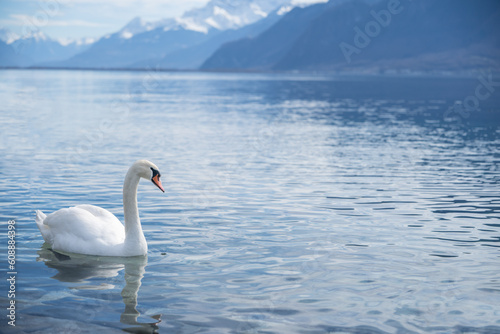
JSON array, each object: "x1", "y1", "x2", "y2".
[
  {"x1": 35, "y1": 210, "x2": 51, "y2": 243},
  {"x1": 35, "y1": 210, "x2": 46, "y2": 223}
]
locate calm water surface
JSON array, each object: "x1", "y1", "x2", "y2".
[{"x1": 0, "y1": 70, "x2": 499, "y2": 333}]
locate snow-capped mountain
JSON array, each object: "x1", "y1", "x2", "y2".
[
  {"x1": 117, "y1": 0, "x2": 327, "y2": 39},
  {"x1": 132, "y1": 5, "x2": 287, "y2": 69},
  {"x1": 0, "y1": 30, "x2": 94, "y2": 67},
  {"x1": 0, "y1": 28, "x2": 20, "y2": 44},
  {"x1": 179, "y1": 0, "x2": 287, "y2": 31},
  {"x1": 49, "y1": 0, "x2": 312, "y2": 69},
  {"x1": 118, "y1": 17, "x2": 161, "y2": 39},
  {"x1": 3, "y1": 0, "x2": 329, "y2": 69},
  {"x1": 202, "y1": 0, "x2": 500, "y2": 72}
]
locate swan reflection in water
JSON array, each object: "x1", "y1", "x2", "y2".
[{"x1": 37, "y1": 248, "x2": 161, "y2": 333}]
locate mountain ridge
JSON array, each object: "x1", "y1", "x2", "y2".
[
  {"x1": 36, "y1": 0, "x2": 301, "y2": 69},
  {"x1": 202, "y1": 0, "x2": 500, "y2": 72},
  {"x1": 3, "y1": 0, "x2": 498, "y2": 73}
]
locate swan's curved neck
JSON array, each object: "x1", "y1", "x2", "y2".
[{"x1": 123, "y1": 169, "x2": 145, "y2": 242}]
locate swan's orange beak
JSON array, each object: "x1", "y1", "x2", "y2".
[{"x1": 152, "y1": 174, "x2": 165, "y2": 193}]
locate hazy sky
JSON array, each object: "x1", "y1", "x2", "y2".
[{"x1": 0, "y1": 0, "x2": 211, "y2": 41}]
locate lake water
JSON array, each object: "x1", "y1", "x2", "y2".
[{"x1": 0, "y1": 69, "x2": 499, "y2": 333}]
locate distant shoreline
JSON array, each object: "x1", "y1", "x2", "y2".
[{"x1": 1, "y1": 66, "x2": 497, "y2": 79}]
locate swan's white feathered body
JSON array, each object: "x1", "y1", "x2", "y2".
[
  {"x1": 35, "y1": 160, "x2": 164, "y2": 257},
  {"x1": 35, "y1": 205, "x2": 127, "y2": 256}
]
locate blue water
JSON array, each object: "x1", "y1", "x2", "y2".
[{"x1": 1, "y1": 69, "x2": 499, "y2": 333}]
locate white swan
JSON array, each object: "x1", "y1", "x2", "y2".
[{"x1": 35, "y1": 160, "x2": 165, "y2": 257}]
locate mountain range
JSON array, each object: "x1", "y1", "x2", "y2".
[
  {"x1": 34, "y1": 0, "x2": 300, "y2": 70},
  {"x1": 0, "y1": 29, "x2": 93, "y2": 67},
  {"x1": 1, "y1": 0, "x2": 499, "y2": 73},
  {"x1": 202, "y1": 0, "x2": 500, "y2": 72}
]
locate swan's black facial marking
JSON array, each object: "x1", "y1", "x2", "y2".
[
  {"x1": 150, "y1": 167, "x2": 165, "y2": 192},
  {"x1": 150, "y1": 167, "x2": 161, "y2": 180}
]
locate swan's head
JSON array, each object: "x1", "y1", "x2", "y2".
[{"x1": 133, "y1": 160, "x2": 165, "y2": 193}]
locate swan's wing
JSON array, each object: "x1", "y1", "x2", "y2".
[
  {"x1": 43, "y1": 205, "x2": 125, "y2": 253},
  {"x1": 76, "y1": 204, "x2": 126, "y2": 239},
  {"x1": 74, "y1": 204, "x2": 123, "y2": 227}
]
